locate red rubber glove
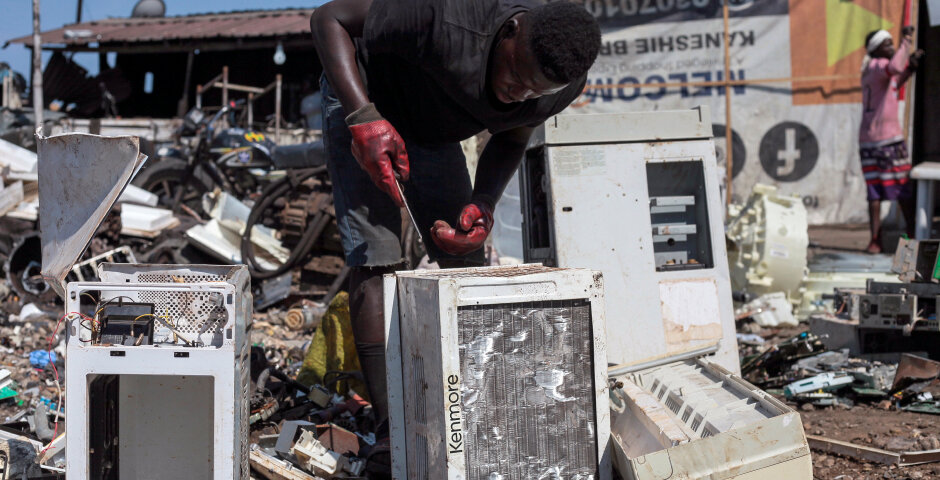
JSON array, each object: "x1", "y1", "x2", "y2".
[
  {"x1": 346, "y1": 103, "x2": 409, "y2": 207},
  {"x1": 430, "y1": 200, "x2": 494, "y2": 256}
]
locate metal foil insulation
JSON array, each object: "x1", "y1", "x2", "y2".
[{"x1": 458, "y1": 300, "x2": 598, "y2": 480}]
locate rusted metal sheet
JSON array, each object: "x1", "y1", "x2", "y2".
[
  {"x1": 900, "y1": 448, "x2": 940, "y2": 466},
  {"x1": 37, "y1": 132, "x2": 146, "y2": 297},
  {"x1": 7, "y1": 9, "x2": 315, "y2": 47},
  {"x1": 892, "y1": 353, "x2": 940, "y2": 392},
  {"x1": 314, "y1": 424, "x2": 360, "y2": 457}
]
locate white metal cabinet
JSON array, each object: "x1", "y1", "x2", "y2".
[
  {"x1": 383, "y1": 265, "x2": 611, "y2": 480},
  {"x1": 65, "y1": 264, "x2": 252, "y2": 479},
  {"x1": 522, "y1": 108, "x2": 739, "y2": 372}
]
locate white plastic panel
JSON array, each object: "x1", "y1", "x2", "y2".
[{"x1": 117, "y1": 375, "x2": 215, "y2": 479}]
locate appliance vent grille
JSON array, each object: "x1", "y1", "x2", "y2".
[{"x1": 458, "y1": 300, "x2": 598, "y2": 479}]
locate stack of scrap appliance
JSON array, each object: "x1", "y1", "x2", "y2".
[
  {"x1": 38, "y1": 110, "x2": 815, "y2": 479},
  {"x1": 382, "y1": 108, "x2": 813, "y2": 479},
  {"x1": 813, "y1": 238, "x2": 940, "y2": 359},
  {"x1": 525, "y1": 108, "x2": 812, "y2": 478}
]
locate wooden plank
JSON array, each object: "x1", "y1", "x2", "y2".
[
  {"x1": 0, "y1": 181, "x2": 24, "y2": 217},
  {"x1": 583, "y1": 74, "x2": 861, "y2": 91}
]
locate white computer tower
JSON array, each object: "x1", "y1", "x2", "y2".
[
  {"x1": 65, "y1": 264, "x2": 252, "y2": 479},
  {"x1": 521, "y1": 107, "x2": 739, "y2": 373},
  {"x1": 383, "y1": 265, "x2": 611, "y2": 480}
]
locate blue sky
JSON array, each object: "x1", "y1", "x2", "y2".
[{"x1": 1, "y1": 0, "x2": 327, "y2": 77}]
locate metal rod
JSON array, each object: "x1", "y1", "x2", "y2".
[
  {"x1": 275, "y1": 74, "x2": 282, "y2": 143},
  {"x1": 222, "y1": 65, "x2": 229, "y2": 108},
  {"x1": 31, "y1": 0, "x2": 43, "y2": 130},
  {"x1": 806, "y1": 435, "x2": 901, "y2": 466},
  {"x1": 210, "y1": 82, "x2": 265, "y2": 94},
  {"x1": 75, "y1": 0, "x2": 83, "y2": 23},
  {"x1": 607, "y1": 344, "x2": 720, "y2": 377},
  {"x1": 722, "y1": 0, "x2": 733, "y2": 206}
]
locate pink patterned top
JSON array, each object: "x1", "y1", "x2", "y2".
[{"x1": 860, "y1": 38, "x2": 913, "y2": 147}]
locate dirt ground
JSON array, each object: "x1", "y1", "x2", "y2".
[
  {"x1": 800, "y1": 405, "x2": 940, "y2": 480},
  {"x1": 808, "y1": 223, "x2": 873, "y2": 253}
]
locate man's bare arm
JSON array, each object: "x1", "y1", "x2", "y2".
[
  {"x1": 472, "y1": 126, "x2": 534, "y2": 207},
  {"x1": 310, "y1": 0, "x2": 372, "y2": 113}
]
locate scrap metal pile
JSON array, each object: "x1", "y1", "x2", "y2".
[{"x1": 0, "y1": 116, "x2": 397, "y2": 478}]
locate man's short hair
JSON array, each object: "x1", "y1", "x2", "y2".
[{"x1": 526, "y1": 2, "x2": 602, "y2": 84}]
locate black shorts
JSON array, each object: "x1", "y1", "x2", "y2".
[{"x1": 320, "y1": 75, "x2": 485, "y2": 268}]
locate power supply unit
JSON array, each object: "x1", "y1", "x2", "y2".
[
  {"x1": 521, "y1": 108, "x2": 739, "y2": 372},
  {"x1": 383, "y1": 265, "x2": 611, "y2": 480},
  {"x1": 65, "y1": 264, "x2": 252, "y2": 479}
]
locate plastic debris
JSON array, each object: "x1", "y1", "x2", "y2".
[{"x1": 28, "y1": 350, "x2": 56, "y2": 369}]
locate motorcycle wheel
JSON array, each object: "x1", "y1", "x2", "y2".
[{"x1": 132, "y1": 158, "x2": 214, "y2": 214}]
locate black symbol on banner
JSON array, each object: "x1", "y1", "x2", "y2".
[
  {"x1": 759, "y1": 122, "x2": 819, "y2": 182},
  {"x1": 712, "y1": 124, "x2": 746, "y2": 179},
  {"x1": 728, "y1": 0, "x2": 758, "y2": 11}
]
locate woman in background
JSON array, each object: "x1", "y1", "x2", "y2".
[{"x1": 860, "y1": 26, "x2": 924, "y2": 254}]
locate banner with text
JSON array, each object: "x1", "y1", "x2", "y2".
[{"x1": 566, "y1": 0, "x2": 909, "y2": 224}]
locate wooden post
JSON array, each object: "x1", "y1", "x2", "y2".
[
  {"x1": 722, "y1": 0, "x2": 733, "y2": 206},
  {"x1": 903, "y1": 0, "x2": 918, "y2": 150},
  {"x1": 275, "y1": 74, "x2": 282, "y2": 143},
  {"x1": 31, "y1": 0, "x2": 44, "y2": 130},
  {"x1": 177, "y1": 50, "x2": 195, "y2": 117},
  {"x1": 222, "y1": 66, "x2": 229, "y2": 108}
]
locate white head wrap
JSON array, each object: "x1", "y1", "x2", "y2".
[
  {"x1": 862, "y1": 30, "x2": 894, "y2": 73},
  {"x1": 867, "y1": 30, "x2": 893, "y2": 54}
]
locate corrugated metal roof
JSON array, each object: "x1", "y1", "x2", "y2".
[{"x1": 6, "y1": 8, "x2": 315, "y2": 47}]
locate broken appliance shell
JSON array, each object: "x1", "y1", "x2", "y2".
[
  {"x1": 726, "y1": 184, "x2": 809, "y2": 302},
  {"x1": 383, "y1": 265, "x2": 611, "y2": 480},
  {"x1": 65, "y1": 264, "x2": 252, "y2": 479},
  {"x1": 36, "y1": 132, "x2": 147, "y2": 297},
  {"x1": 610, "y1": 359, "x2": 812, "y2": 479},
  {"x1": 522, "y1": 108, "x2": 739, "y2": 373},
  {"x1": 521, "y1": 111, "x2": 812, "y2": 479}
]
